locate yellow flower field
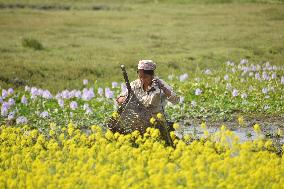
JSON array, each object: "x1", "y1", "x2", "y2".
[{"x1": 0, "y1": 124, "x2": 283, "y2": 189}]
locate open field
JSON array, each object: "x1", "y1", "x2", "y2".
[
  {"x1": 0, "y1": 1, "x2": 284, "y2": 92},
  {"x1": 1, "y1": 1, "x2": 284, "y2": 188}
]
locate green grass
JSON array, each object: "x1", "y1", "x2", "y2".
[{"x1": 0, "y1": 2, "x2": 284, "y2": 92}]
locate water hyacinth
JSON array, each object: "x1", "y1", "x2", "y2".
[
  {"x1": 262, "y1": 88, "x2": 268, "y2": 94},
  {"x1": 58, "y1": 99, "x2": 64, "y2": 108},
  {"x1": 179, "y1": 73, "x2": 188, "y2": 82},
  {"x1": 21, "y1": 95, "x2": 28, "y2": 105},
  {"x1": 83, "y1": 79, "x2": 88, "y2": 85},
  {"x1": 7, "y1": 88, "x2": 14, "y2": 95},
  {"x1": 75, "y1": 90, "x2": 82, "y2": 98},
  {"x1": 232, "y1": 89, "x2": 239, "y2": 97},
  {"x1": 105, "y1": 88, "x2": 114, "y2": 98},
  {"x1": 16, "y1": 116, "x2": 28, "y2": 124},
  {"x1": 39, "y1": 111, "x2": 49, "y2": 118},
  {"x1": 2, "y1": 89, "x2": 8, "y2": 99},
  {"x1": 224, "y1": 74, "x2": 229, "y2": 81},
  {"x1": 61, "y1": 90, "x2": 70, "y2": 99},
  {"x1": 98, "y1": 87, "x2": 104, "y2": 96},
  {"x1": 70, "y1": 101, "x2": 78, "y2": 110},
  {"x1": 82, "y1": 88, "x2": 95, "y2": 101},
  {"x1": 42, "y1": 90, "x2": 53, "y2": 99},
  {"x1": 7, "y1": 111, "x2": 15, "y2": 120},
  {"x1": 8, "y1": 98, "x2": 15, "y2": 106},
  {"x1": 255, "y1": 73, "x2": 261, "y2": 80},
  {"x1": 195, "y1": 88, "x2": 202, "y2": 96},
  {"x1": 0, "y1": 97, "x2": 3, "y2": 103},
  {"x1": 1, "y1": 103, "x2": 9, "y2": 117},
  {"x1": 112, "y1": 82, "x2": 118, "y2": 88}
]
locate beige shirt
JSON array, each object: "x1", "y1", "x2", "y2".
[{"x1": 119, "y1": 77, "x2": 180, "y2": 114}]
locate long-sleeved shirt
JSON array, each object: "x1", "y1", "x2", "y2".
[{"x1": 118, "y1": 77, "x2": 180, "y2": 114}]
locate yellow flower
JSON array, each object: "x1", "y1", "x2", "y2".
[
  {"x1": 156, "y1": 113, "x2": 163, "y2": 120},
  {"x1": 237, "y1": 115, "x2": 245, "y2": 126},
  {"x1": 112, "y1": 112, "x2": 119, "y2": 120},
  {"x1": 253, "y1": 124, "x2": 261, "y2": 133},
  {"x1": 150, "y1": 117, "x2": 156, "y2": 125},
  {"x1": 221, "y1": 125, "x2": 226, "y2": 132},
  {"x1": 173, "y1": 123, "x2": 180, "y2": 130},
  {"x1": 201, "y1": 122, "x2": 207, "y2": 129}
]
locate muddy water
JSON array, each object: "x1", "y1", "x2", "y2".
[{"x1": 176, "y1": 118, "x2": 284, "y2": 145}]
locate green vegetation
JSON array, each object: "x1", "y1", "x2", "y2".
[{"x1": 0, "y1": 1, "x2": 284, "y2": 93}]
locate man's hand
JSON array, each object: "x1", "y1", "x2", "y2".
[
  {"x1": 116, "y1": 96, "x2": 126, "y2": 105},
  {"x1": 152, "y1": 79, "x2": 164, "y2": 88}
]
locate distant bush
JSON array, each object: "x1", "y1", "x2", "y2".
[{"x1": 22, "y1": 37, "x2": 44, "y2": 50}]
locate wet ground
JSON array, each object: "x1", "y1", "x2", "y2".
[{"x1": 176, "y1": 115, "x2": 284, "y2": 145}]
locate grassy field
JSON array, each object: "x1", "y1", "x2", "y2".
[{"x1": 0, "y1": 1, "x2": 284, "y2": 92}]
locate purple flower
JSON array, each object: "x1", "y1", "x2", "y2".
[
  {"x1": 262, "y1": 72, "x2": 270, "y2": 81},
  {"x1": 39, "y1": 111, "x2": 49, "y2": 118},
  {"x1": 262, "y1": 88, "x2": 268, "y2": 94},
  {"x1": 1, "y1": 104, "x2": 9, "y2": 117},
  {"x1": 112, "y1": 82, "x2": 118, "y2": 88},
  {"x1": 2, "y1": 89, "x2": 8, "y2": 99},
  {"x1": 42, "y1": 90, "x2": 53, "y2": 99},
  {"x1": 85, "y1": 107, "x2": 93, "y2": 115},
  {"x1": 7, "y1": 88, "x2": 14, "y2": 95},
  {"x1": 58, "y1": 99, "x2": 64, "y2": 108},
  {"x1": 255, "y1": 73, "x2": 261, "y2": 80},
  {"x1": 62, "y1": 90, "x2": 70, "y2": 99},
  {"x1": 21, "y1": 95, "x2": 28, "y2": 105},
  {"x1": 195, "y1": 88, "x2": 202, "y2": 96},
  {"x1": 98, "y1": 87, "x2": 104, "y2": 96},
  {"x1": 8, "y1": 98, "x2": 15, "y2": 106},
  {"x1": 179, "y1": 73, "x2": 188, "y2": 82},
  {"x1": 191, "y1": 100, "x2": 197, "y2": 107},
  {"x1": 271, "y1": 73, "x2": 277, "y2": 79},
  {"x1": 8, "y1": 111, "x2": 15, "y2": 120},
  {"x1": 16, "y1": 116, "x2": 28, "y2": 125},
  {"x1": 281, "y1": 76, "x2": 284, "y2": 85},
  {"x1": 224, "y1": 75, "x2": 229, "y2": 81},
  {"x1": 70, "y1": 101, "x2": 78, "y2": 110},
  {"x1": 82, "y1": 88, "x2": 95, "y2": 101},
  {"x1": 241, "y1": 93, "x2": 247, "y2": 99},
  {"x1": 0, "y1": 97, "x2": 3, "y2": 104},
  {"x1": 75, "y1": 90, "x2": 82, "y2": 98},
  {"x1": 232, "y1": 89, "x2": 239, "y2": 97},
  {"x1": 105, "y1": 88, "x2": 114, "y2": 98},
  {"x1": 83, "y1": 79, "x2": 88, "y2": 85}
]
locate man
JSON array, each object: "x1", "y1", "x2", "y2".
[{"x1": 116, "y1": 59, "x2": 180, "y2": 116}]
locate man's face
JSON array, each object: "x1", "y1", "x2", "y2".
[{"x1": 137, "y1": 70, "x2": 153, "y2": 85}]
